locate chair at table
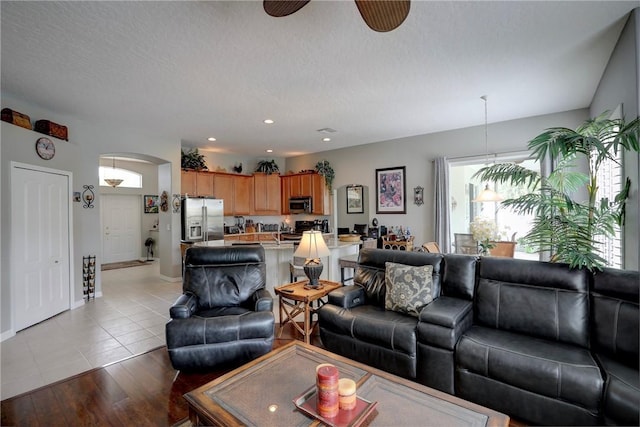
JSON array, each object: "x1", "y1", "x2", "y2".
[
  {"x1": 337, "y1": 227, "x2": 350, "y2": 235},
  {"x1": 166, "y1": 245, "x2": 275, "y2": 371},
  {"x1": 454, "y1": 233, "x2": 478, "y2": 255},
  {"x1": 422, "y1": 242, "x2": 441, "y2": 253},
  {"x1": 489, "y1": 241, "x2": 516, "y2": 257}
]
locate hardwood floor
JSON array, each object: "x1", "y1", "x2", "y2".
[
  {"x1": 0, "y1": 325, "x2": 320, "y2": 427},
  {"x1": 1, "y1": 325, "x2": 525, "y2": 426}
]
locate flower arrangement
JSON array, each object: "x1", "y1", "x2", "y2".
[{"x1": 470, "y1": 216, "x2": 499, "y2": 255}]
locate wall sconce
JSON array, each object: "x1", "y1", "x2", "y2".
[
  {"x1": 172, "y1": 194, "x2": 181, "y2": 213},
  {"x1": 82, "y1": 185, "x2": 95, "y2": 209}
]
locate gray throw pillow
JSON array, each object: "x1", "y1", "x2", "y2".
[{"x1": 384, "y1": 262, "x2": 434, "y2": 317}]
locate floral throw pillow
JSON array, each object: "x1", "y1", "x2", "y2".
[{"x1": 384, "y1": 262, "x2": 434, "y2": 317}]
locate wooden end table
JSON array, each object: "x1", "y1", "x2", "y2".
[{"x1": 275, "y1": 279, "x2": 342, "y2": 344}]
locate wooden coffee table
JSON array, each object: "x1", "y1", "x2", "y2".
[
  {"x1": 184, "y1": 342, "x2": 510, "y2": 427},
  {"x1": 275, "y1": 279, "x2": 342, "y2": 344}
]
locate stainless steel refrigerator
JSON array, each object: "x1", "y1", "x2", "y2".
[{"x1": 181, "y1": 197, "x2": 224, "y2": 242}]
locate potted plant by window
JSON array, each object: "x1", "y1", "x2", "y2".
[
  {"x1": 473, "y1": 112, "x2": 639, "y2": 271},
  {"x1": 181, "y1": 148, "x2": 207, "y2": 170},
  {"x1": 315, "y1": 160, "x2": 335, "y2": 190}
]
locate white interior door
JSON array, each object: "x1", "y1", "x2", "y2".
[
  {"x1": 11, "y1": 165, "x2": 71, "y2": 332},
  {"x1": 102, "y1": 195, "x2": 141, "y2": 263}
]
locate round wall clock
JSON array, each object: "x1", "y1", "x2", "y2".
[{"x1": 35, "y1": 137, "x2": 55, "y2": 160}]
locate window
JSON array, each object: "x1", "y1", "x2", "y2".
[
  {"x1": 98, "y1": 166, "x2": 142, "y2": 188},
  {"x1": 591, "y1": 126, "x2": 623, "y2": 269},
  {"x1": 449, "y1": 153, "x2": 540, "y2": 259}
]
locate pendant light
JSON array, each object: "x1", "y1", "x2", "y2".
[
  {"x1": 473, "y1": 95, "x2": 503, "y2": 202},
  {"x1": 104, "y1": 156, "x2": 124, "y2": 188}
]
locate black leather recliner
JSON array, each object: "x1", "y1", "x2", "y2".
[
  {"x1": 455, "y1": 257, "x2": 604, "y2": 426},
  {"x1": 165, "y1": 246, "x2": 275, "y2": 371},
  {"x1": 591, "y1": 267, "x2": 639, "y2": 426},
  {"x1": 318, "y1": 248, "x2": 444, "y2": 379}
]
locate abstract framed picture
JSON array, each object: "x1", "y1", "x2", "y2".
[
  {"x1": 375, "y1": 166, "x2": 406, "y2": 214},
  {"x1": 346, "y1": 185, "x2": 364, "y2": 214},
  {"x1": 144, "y1": 195, "x2": 159, "y2": 214}
]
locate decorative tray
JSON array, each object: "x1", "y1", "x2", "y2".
[{"x1": 293, "y1": 385, "x2": 378, "y2": 427}]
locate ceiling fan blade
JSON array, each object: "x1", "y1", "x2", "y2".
[
  {"x1": 355, "y1": 0, "x2": 410, "y2": 32},
  {"x1": 264, "y1": 0, "x2": 311, "y2": 17}
]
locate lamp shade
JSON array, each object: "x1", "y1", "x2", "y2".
[
  {"x1": 473, "y1": 184, "x2": 503, "y2": 202},
  {"x1": 294, "y1": 230, "x2": 330, "y2": 259}
]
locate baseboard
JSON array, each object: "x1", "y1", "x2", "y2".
[
  {"x1": 71, "y1": 298, "x2": 85, "y2": 309},
  {"x1": 159, "y1": 274, "x2": 181, "y2": 283},
  {"x1": 1, "y1": 328, "x2": 16, "y2": 342}
]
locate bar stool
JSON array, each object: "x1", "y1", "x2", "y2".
[{"x1": 338, "y1": 253, "x2": 359, "y2": 285}]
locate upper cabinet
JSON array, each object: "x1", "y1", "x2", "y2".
[
  {"x1": 281, "y1": 172, "x2": 330, "y2": 215},
  {"x1": 254, "y1": 173, "x2": 281, "y2": 215},
  {"x1": 211, "y1": 172, "x2": 253, "y2": 216},
  {"x1": 181, "y1": 170, "x2": 213, "y2": 197}
]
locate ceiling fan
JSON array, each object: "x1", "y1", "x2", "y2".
[{"x1": 264, "y1": 0, "x2": 410, "y2": 32}]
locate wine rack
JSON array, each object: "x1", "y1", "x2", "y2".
[{"x1": 83, "y1": 255, "x2": 96, "y2": 300}]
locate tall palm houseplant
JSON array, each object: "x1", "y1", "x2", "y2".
[{"x1": 473, "y1": 112, "x2": 639, "y2": 271}]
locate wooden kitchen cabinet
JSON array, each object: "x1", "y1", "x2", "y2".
[
  {"x1": 181, "y1": 170, "x2": 214, "y2": 197},
  {"x1": 280, "y1": 172, "x2": 330, "y2": 215},
  {"x1": 253, "y1": 173, "x2": 281, "y2": 215},
  {"x1": 212, "y1": 172, "x2": 253, "y2": 216}
]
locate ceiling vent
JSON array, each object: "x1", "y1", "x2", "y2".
[{"x1": 317, "y1": 128, "x2": 337, "y2": 133}]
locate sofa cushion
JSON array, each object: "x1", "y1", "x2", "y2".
[
  {"x1": 477, "y1": 257, "x2": 590, "y2": 347},
  {"x1": 355, "y1": 249, "x2": 443, "y2": 308},
  {"x1": 318, "y1": 304, "x2": 417, "y2": 356},
  {"x1": 596, "y1": 353, "x2": 640, "y2": 426},
  {"x1": 456, "y1": 326, "x2": 603, "y2": 412},
  {"x1": 384, "y1": 262, "x2": 434, "y2": 317}
]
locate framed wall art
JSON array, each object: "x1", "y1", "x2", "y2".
[
  {"x1": 346, "y1": 185, "x2": 364, "y2": 214},
  {"x1": 144, "y1": 195, "x2": 159, "y2": 214},
  {"x1": 375, "y1": 166, "x2": 406, "y2": 214}
]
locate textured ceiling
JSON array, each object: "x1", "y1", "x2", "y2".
[{"x1": 1, "y1": 1, "x2": 636, "y2": 157}]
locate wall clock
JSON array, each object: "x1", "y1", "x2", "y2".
[{"x1": 35, "y1": 137, "x2": 55, "y2": 160}]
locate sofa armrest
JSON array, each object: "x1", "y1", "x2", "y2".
[
  {"x1": 169, "y1": 293, "x2": 198, "y2": 319},
  {"x1": 251, "y1": 288, "x2": 274, "y2": 312},
  {"x1": 327, "y1": 285, "x2": 366, "y2": 309},
  {"x1": 417, "y1": 296, "x2": 473, "y2": 350}
]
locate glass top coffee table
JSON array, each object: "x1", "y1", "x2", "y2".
[{"x1": 184, "y1": 342, "x2": 509, "y2": 427}]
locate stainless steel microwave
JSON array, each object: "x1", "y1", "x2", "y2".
[{"x1": 289, "y1": 197, "x2": 312, "y2": 214}]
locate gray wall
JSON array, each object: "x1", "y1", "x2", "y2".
[
  {"x1": 1, "y1": 93, "x2": 183, "y2": 338},
  {"x1": 286, "y1": 109, "x2": 589, "y2": 249},
  {"x1": 591, "y1": 9, "x2": 639, "y2": 270}
]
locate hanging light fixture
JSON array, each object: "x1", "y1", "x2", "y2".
[
  {"x1": 104, "y1": 156, "x2": 124, "y2": 188},
  {"x1": 473, "y1": 95, "x2": 503, "y2": 203}
]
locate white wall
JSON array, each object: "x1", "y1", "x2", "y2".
[
  {"x1": 1, "y1": 93, "x2": 182, "y2": 337},
  {"x1": 286, "y1": 109, "x2": 589, "y2": 247},
  {"x1": 591, "y1": 9, "x2": 639, "y2": 270}
]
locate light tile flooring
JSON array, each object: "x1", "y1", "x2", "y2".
[{"x1": 1, "y1": 261, "x2": 182, "y2": 400}]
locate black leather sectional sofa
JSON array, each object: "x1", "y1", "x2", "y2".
[{"x1": 318, "y1": 248, "x2": 639, "y2": 426}]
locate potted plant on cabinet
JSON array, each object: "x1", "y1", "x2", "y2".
[
  {"x1": 473, "y1": 112, "x2": 639, "y2": 271},
  {"x1": 255, "y1": 160, "x2": 280, "y2": 174},
  {"x1": 181, "y1": 148, "x2": 207, "y2": 170},
  {"x1": 315, "y1": 160, "x2": 335, "y2": 190}
]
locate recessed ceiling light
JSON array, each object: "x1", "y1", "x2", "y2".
[
  {"x1": 263, "y1": 119, "x2": 274, "y2": 124},
  {"x1": 207, "y1": 137, "x2": 216, "y2": 142},
  {"x1": 322, "y1": 137, "x2": 331, "y2": 142},
  {"x1": 266, "y1": 149, "x2": 273, "y2": 153}
]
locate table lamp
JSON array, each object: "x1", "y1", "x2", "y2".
[{"x1": 294, "y1": 230, "x2": 330, "y2": 289}]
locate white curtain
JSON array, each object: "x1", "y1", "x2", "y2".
[{"x1": 434, "y1": 157, "x2": 451, "y2": 253}]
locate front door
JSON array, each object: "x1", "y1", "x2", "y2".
[
  {"x1": 101, "y1": 194, "x2": 141, "y2": 263},
  {"x1": 11, "y1": 165, "x2": 71, "y2": 332}
]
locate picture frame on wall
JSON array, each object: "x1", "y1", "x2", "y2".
[
  {"x1": 144, "y1": 195, "x2": 159, "y2": 214},
  {"x1": 376, "y1": 166, "x2": 406, "y2": 214},
  {"x1": 346, "y1": 185, "x2": 364, "y2": 214}
]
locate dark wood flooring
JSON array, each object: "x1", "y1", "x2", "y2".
[{"x1": 1, "y1": 325, "x2": 525, "y2": 426}]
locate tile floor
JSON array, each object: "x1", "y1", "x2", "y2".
[{"x1": 1, "y1": 261, "x2": 182, "y2": 400}]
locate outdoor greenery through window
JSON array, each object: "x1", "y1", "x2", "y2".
[{"x1": 98, "y1": 166, "x2": 142, "y2": 188}]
